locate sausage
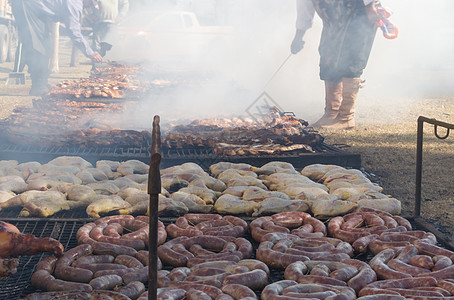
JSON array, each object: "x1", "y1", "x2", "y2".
[
  {"x1": 114, "y1": 281, "x2": 146, "y2": 300},
  {"x1": 368, "y1": 240, "x2": 411, "y2": 255},
  {"x1": 114, "y1": 255, "x2": 144, "y2": 269},
  {"x1": 355, "y1": 295, "x2": 405, "y2": 300},
  {"x1": 95, "y1": 215, "x2": 135, "y2": 225},
  {"x1": 31, "y1": 269, "x2": 55, "y2": 291},
  {"x1": 103, "y1": 223, "x2": 123, "y2": 237},
  {"x1": 222, "y1": 269, "x2": 268, "y2": 290},
  {"x1": 94, "y1": 267, "x2": 138, "y2": 278},
  {"x1": 89, "y1": 274, "x2": 123, "y2": 290},
  {"x1": 72, "y1": 255, "x2": 115, "y2": 267},
  {"x1": 166, "y1": 223, "x2": 202, "y2": 239},
  {"x1": 187, "y1": 254, "x2": 241, "y2": 267},
  {"x1": 260, "y1": 280, "x2": 298, "y2": 300},
  {"x1": 409, "y1": 286, "x2": 451, "y2": 296},
  {"x1": 347, "y1": 265, "x2": 377, "y2": 293},
  {"x1": 432, "y1": 255, "x2": 452, "y2": 271},
  {"x1": 122, "y1": 266, "x2": 149, "y2": 284},
  {"x1": 235, "y1": 259, "x2": 270, "y2": 275},
  {"x1": 395, "y1": 244, "x2": 419, "y2": 263},
  {"x1": 23, "y1": 291, "x2": 91, "y2": 300},
  {"x1": 91, "y1": 290, "x2": 132, "y2": 300},
  {"x1": 256, "y1": 241, "x2": 310, "y2": 269},
  {"x1": 46, "y1": 278, "x2": 93, "y2": 292},
  {"x1": 416, "y1": 264, "x2": 454, "y2": 280},
  {"x1": 190, "y1": 260, "x2": 237, "y2": 271},
  {"x1": 330, "y1": 265, "x2": 359, "y2": 282},
  {"x1": 309, "y1": 264, "x2": 330, "y2": 277},
  {"x1": 54, "y1": 244, "x2": 94, "y2": 283},
  {"x1": 271, "y1": 212, "x2": 310, "y2": 228},
  {"x1": 222, "y1": 284, "x2": 258, "y2": 300},
  {"x1": 391, "y1": 215, "x2": 412, "y2": 231},
  {"x1": 414, "y1": 240, "x2": 454, "y2": 258},
  {"x1": 437, "y1": 280, "x2": 454, "y2": 295},
  {"x1": 387, "y1": 259, "x2": 431, "y2": 276},
  {"x1": 158, "y1": 237, "x2": 191, "y2": 267},
  {"x1": 295, "y1": 275, "x2": 347, "y2": 286},
  {"x1": 167, "y1": 282, "x2": 224, "y2": 299},
  {"x1": 386, "y1": 288, "x2": 444, "y2": 297},
  {"x1": 352, "y1": 234, "x2": 379, "y2": 253},
  {"x1": 369, "y1": 249, "x2": 412, "y2": 280},
  {"x1": 155, "y1": 288, "x2": 186, "y2": 300},
  {"x1": 76, "y1": 263, "x2": 127, "y2": 273},
  {"x1": 284, "y1": 261, "x2": 308, "y2": 281},
  {"x1": 408, "y1": 255, "x2": 434, "y2": 269},
  {"x1": 35, "y1": 255, "x2": 58, "y2": 273},
  {"x1": 168, "y1": 267, "x2": 191, "y2": 281},
  {"x1": 185, "y1": 288, "x2": 212, "y2": 300}
]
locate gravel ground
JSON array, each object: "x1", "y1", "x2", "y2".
[{"x1": 1, "y1": 38, "x2": 454, "y2": 241}]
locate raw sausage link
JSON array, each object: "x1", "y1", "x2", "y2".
[
  {"x1": 89, "y1": 274, "x2": 123, "y2": 290},
  {"x1": 54, "y1": 244, "x2": 94, "y2": 283},
  {"x1": 114, "y1": 281, "x2": 146, "y2": 300}
]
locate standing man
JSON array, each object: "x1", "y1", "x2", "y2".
[
  {"x1": 291, "y1": 0, "x2": 380, "y2": 129},
  {"x1": 89, "y1": 0, "x2": 129, "y2": 57},
  {"x1": 10, "y1": 0, "x2": 103, "y2": 96}
]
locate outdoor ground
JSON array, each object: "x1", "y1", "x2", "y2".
[{"x1": 1, "y1": 39, "x2": 454, "y2": 241}]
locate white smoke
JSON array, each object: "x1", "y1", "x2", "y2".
[{"x1": 104, "y1": 0, "x2": 454, "y2": 127}]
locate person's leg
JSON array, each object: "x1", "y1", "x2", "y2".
[
  {"x1": 322, "y1": 77, "x2": 361, "y2": 129},
  {"x1": 311, "y1": 81, "x2": 342, "y2": 128}
]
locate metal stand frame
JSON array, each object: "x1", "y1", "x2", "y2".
[
  {"x1": 148, "y1": 115, "x2": 161, "y2": 300},
  {"x1": 413, "y1": 116, "x2": 454, "y2": 249}
]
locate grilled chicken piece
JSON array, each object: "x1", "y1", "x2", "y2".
[
  {"x1": 47, "y1": 156, "x2": 93, "y2": 169},
  {"x1": 356, "y1": 197, "x2": 401, "y2": 215},
  {"x1": 264, "y1": 173, "x2": 323, "y2": 190},
  {"x1": 301, "y1": 164, "x2": 345, "y2": 181},
  {"x1": 17, "y1": 161, "x2": 41, "y2": 173},
  {"x1": 54, "y1": 183, "x2": 97, "y2": 209},
  {"x1": 96, "y1": 160, "x2": 120, "y2": 179},
  {"x1": 86, "y1": 195, "x2": 131, "y2": 218},
  {"x1": 209, "y1": 162, "x2": 253, "y2": 177},
  {"x1": 309, "y1": 199, "x2": 358, "y2": 217},
  {"x1": 217, "y1": 169, "x2": 258, "y2": 182},
  {"x1": 242, "y1": 186, "x2": 290, "y2": 202},
  {"x1": 161, "y1": 177, "x2": 189, "y2": 191},
  {"x1": 87, "y1": 181, "x2": 120, "y2": 195},
  {"x1": 222, "y1": 186, "x2": 249, "y2": 197},
  {"x1": 189, "y1": 177, "x2": 226, "y2": 192},
  {"x1": 117, "y1": 160, "x2": 149, "y2": 175},
  {"x1": 214, "y1": 194, "x2": 259, "y2": 215},
  {"x1": 120, "y1": 194, "x2": 189, "y2": 216},
  {"x1": 38, "y1": 163, "x2": 81, "y2": 175},
  {"x1": 125, "y1": 174, "x2": 148, "y2": 183},
  {"x1": 278, "y1": 186, "x2": 330, "y2": 199},
  {"x1": 18, "y1": 190, "x2": 69, "y2": 217},
  {"x1": 321, "y1": 168, "x2": 366, "y2": 183},
  {"x1": 252, "y1": 198, "x2": 309, "y2": 217},
  {"x1": 76, "y1": 168, "x2": 109, "y2": 184},
  {"x1": 0, "y1": 176, "x2": 28, "y2": 193},
  {"x1": 177, "y1": 186, "x2": 220, "y2": 204},
  {"x1": 0, "y1": 190, "x2": 67, "y2": 213},
  {"x1": 170, "y1": 191, "x2": 212, "y2": 213},
  {"x1": 251, "y1": 161, "x2": 299, "y2": 175},
  {"x1": 0, "y1": 221, "x2": 64, "y2": 257},
  {"x1": 161, "y1": 162, "x2": 209, "y2": 177},
  {"x1": 0, "y1": 191, "x2": 15, "y2": 204}
]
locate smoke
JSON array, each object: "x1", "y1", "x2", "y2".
[{"x1": 104, "y1": 0, "x2": 454, "y2": 128}]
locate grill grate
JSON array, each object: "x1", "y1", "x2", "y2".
[
  {"x1": 0, "y1": 220, "x2": 86, "y2": 300},
  {"x1": 0, "y1": 142, "x2": 361, "y2": 169}
]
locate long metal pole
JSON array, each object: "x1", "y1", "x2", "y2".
[{"x1": 148, "y1": 115, "x2": 161, "y2": 300}]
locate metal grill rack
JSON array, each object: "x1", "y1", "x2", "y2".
[{"x1": 0, "y1": 220, "x2": 86, "y2": 300}]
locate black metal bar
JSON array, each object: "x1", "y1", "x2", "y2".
[
  {"x1": 415, "y1": 116, "x2": 454, "y2": 218},
  {"x1": 148, "y1": 115, "x2": 161, "y2": 300}
]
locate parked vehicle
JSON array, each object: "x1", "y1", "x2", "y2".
[
  {"x1": 0, "y1": 0, "x2": 17, "y2": 63},
  {"x1": 114, "y1": 10, "x2": 234, "y2": 64}
]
